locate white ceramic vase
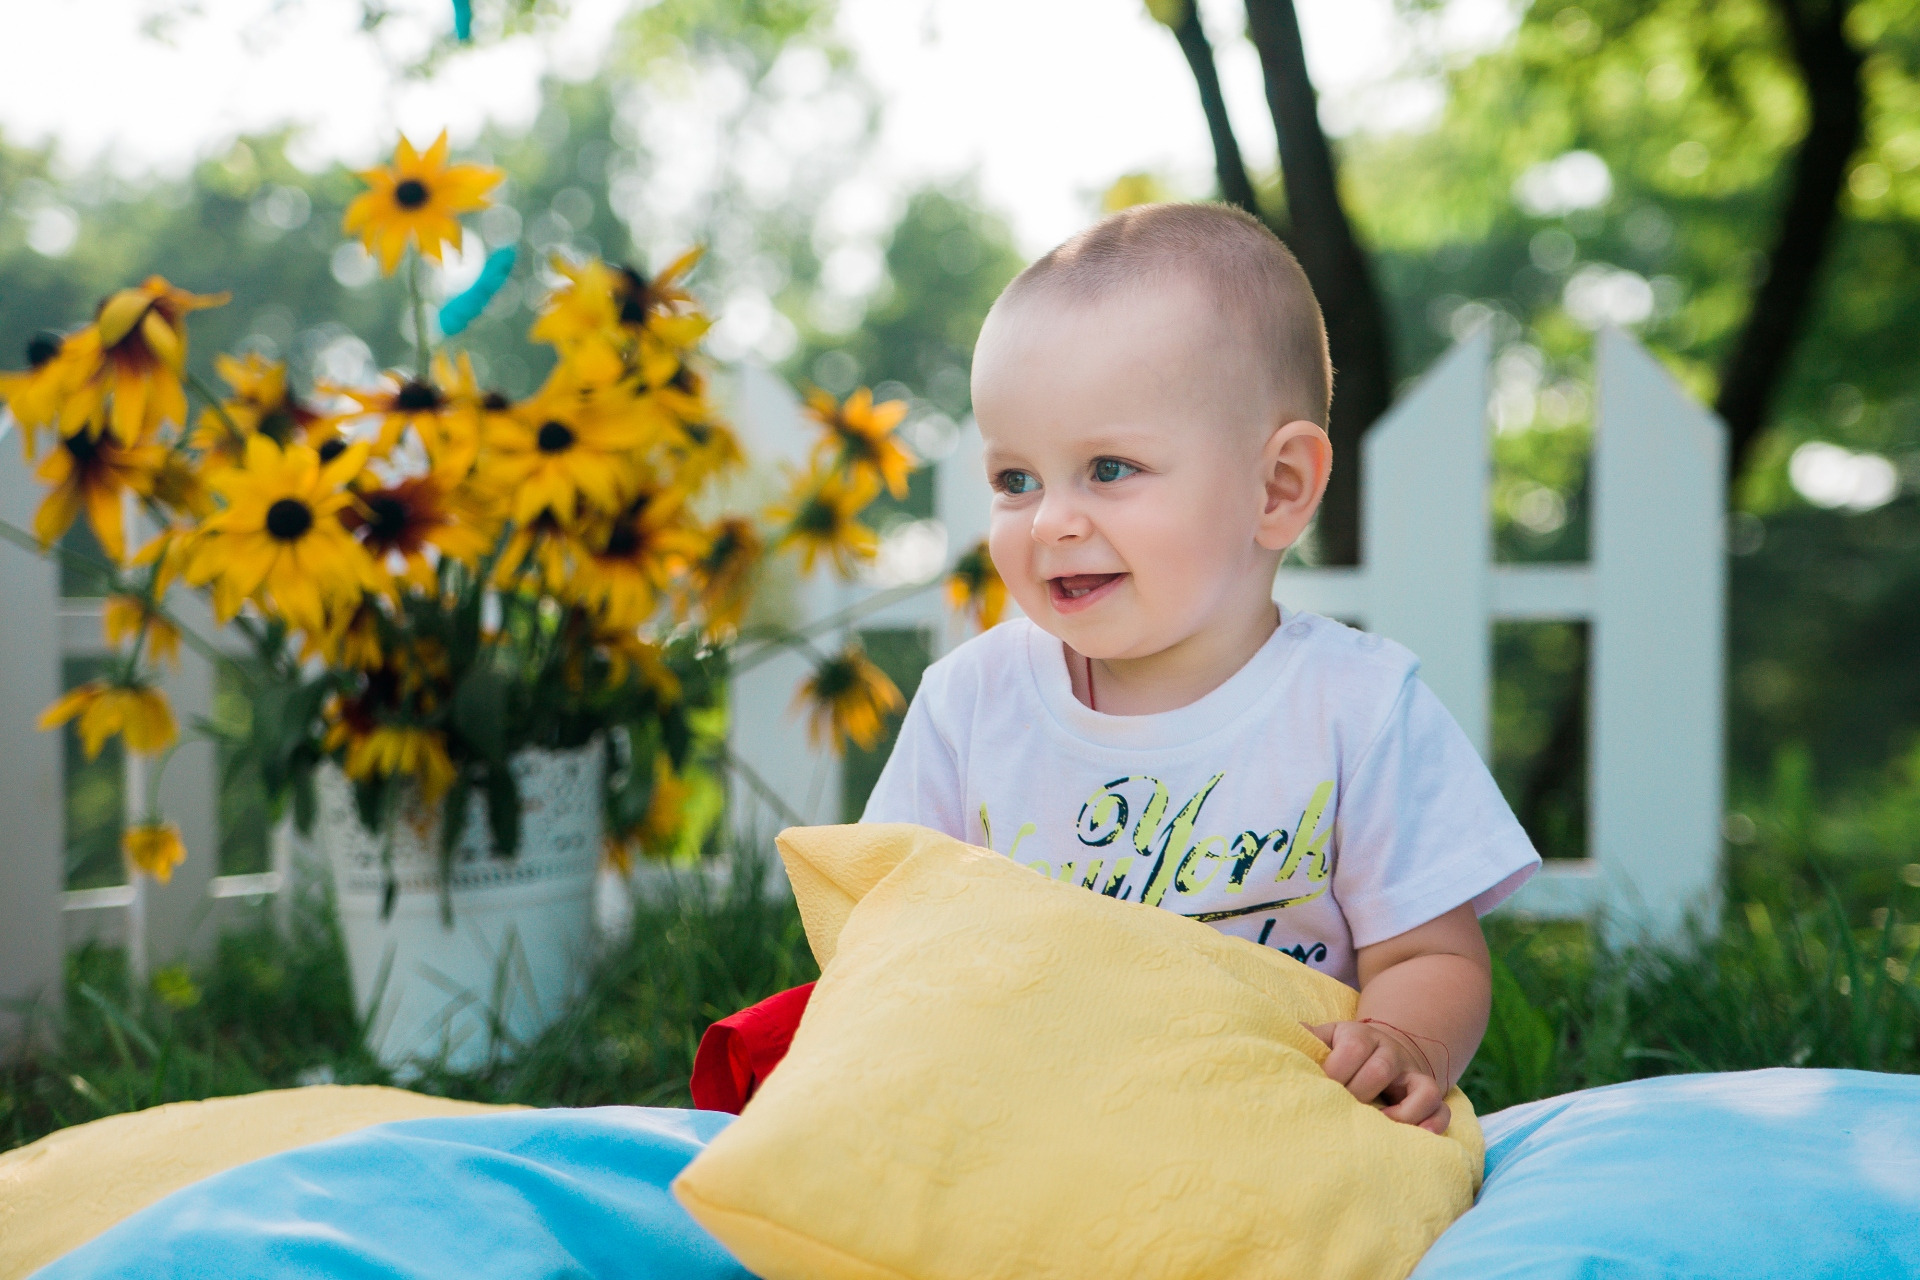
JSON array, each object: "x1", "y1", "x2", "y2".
[{"x1": 315, "y1": 739, "x2": 603, "y2": 1072}]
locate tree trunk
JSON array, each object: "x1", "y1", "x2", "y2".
[
  {"x1": 1243, "y1": 0, "x2": 1394, "y2": 566},
  {"x1": 1167, "y1": 3, "x2": 1262, "y2": 217},
  {"x1": 1714, "y1": 0, "x2": 1864, "y2": 482}
]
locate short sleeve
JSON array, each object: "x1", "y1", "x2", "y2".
[
  {"x1": 1331, "y1": 675, "x2": 1540, "y2": 948},
  {"x1": 859, "y1": 679, "x2": 967, "y2": 839}
]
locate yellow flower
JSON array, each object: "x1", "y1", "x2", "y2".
[
  {"x1": 342, "y1": 132, "x2": 501, "y2": 275},
  {"x1": 38, "y1": 679, "x2": 177, "y2": 758},
  {"x1": 33, "y1": 427, "x2": 163, "y2": 563},
  {"x1": 59, "y1": 277, "x2": 228, "y2": 445},
  {"x1": 601, "y1": 633, "x2": 682, "y2": 702},
  {"x1": 794, "y1": 643, "x2": 904, "y2": 756},
  {"x1": 187, "y1": 435, "x2": 380, "y2": 632},
  {"x1": 342, "y1": 725, "x2": 458, "y2": 809},
  {"x1": 946, "y1": 540, "x2": 1008, "y2": 631},
  {"x1": 334, "y1": 354, "x2": 478, "y2": 468},
  {"x1": 343, "y1": 472, "x2": 495, "y2": 592},
  {"x1": 773, "y1": 465, "x2": 880, "y2": 577},
  {"x1": 569, "y1": 489, "x2": 706, "y2": 628},
  {"x1": 192, "y1": 353, "x2": 328, "y2": 466},
  {"x1": 604, "y1": 753, "x2": 694, "y2": 873},
  {"x1": 306, "y1": 600, "x2": 386, "y2": 670},
  {"x1": 148, "y1": 449, "x2": 214, "y2": 521},
  {"x1": 480, "y1": 376, "x2": 657, "y2": 524},
  {"x1": 0, "y1": 331, "x2": 84, "y2": 457},
  {"x1": 693, "y1": 515, "x2": 761, "y2": 633},
  {"x1": 806, "y1": 386, "x2": 915, "y2": 500},
  {"x1": 104, "y1": 594, "x2": 181, "y2": 667},
  {"x1": 123, "y1": 821, "x2": 187, "y2": 884}
]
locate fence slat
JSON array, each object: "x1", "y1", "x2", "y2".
[
  {"x1": 1589, "y1": 327, "x2": 1727, "y2": 940},
  {"x1": 0, "y1": 427, "x2": 66, "y2": 1045},
  {"x1": 1361, "y1": 325, "x2": 1493, "y2": 754}
]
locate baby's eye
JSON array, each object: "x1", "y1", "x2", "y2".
[
  {"x1": 1091, "y1": 458, "x2": 1139, "y2": 484},
  {"x1": 995, "y1": 469, "x2": 1039, "y2": 495}
]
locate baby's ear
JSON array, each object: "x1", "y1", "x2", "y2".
[{"x1": 1256, "y1": 419, "x2": 1332, "y2": 551}]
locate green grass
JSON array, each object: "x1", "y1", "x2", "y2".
[{"x1": 6, "y1": 854, "x2": 1919, "y2": 1152}]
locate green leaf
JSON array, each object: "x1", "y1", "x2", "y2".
[
  {"x1": 484, "y1": 765, "x2": 522, "y2": 860},
  {"x1": 1482, "y1": 953, "x2": 1557, "y2": 1103},
  {"x1": 452, "y1": 667, "x2": 511, "y2": 763}
]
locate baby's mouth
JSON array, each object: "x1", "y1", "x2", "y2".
[{"x1": 1048, "y1": 573, "x2": 1125, "y2": 611}]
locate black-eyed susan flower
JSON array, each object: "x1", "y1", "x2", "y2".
[
  {"x1": 793, "y1": 642, "x2": 903, "y2": 755},
  {"x1": 39, "y1": 679, "x2": 177, "y2": 758},
  {"x1": 342, "y1": 132, "x2": 501, "y2": 275},
  {"x1": 341, "y1": 724, "x2": 459, "y2": 809},
  {"x1": 806, "y1": 386, "x2": 914, "y2": 499},
  {"x1": 192, "y1": 353, "x2": 328, "y2": 466},
  {"x1": 568, "y1": 489, "x2": 706, "y2": 628},
  {"x1": 0, "y1": 331, "x2": 82, "y2": 456},
  {"x1": 123, "y1": 820, "x2": 187, "y2": 883},
  {"x1": 104, "y1": 593, "x2": 182, "y2": 667},
  {"x1": 692, "y1": 515, "x2": 761, "y2": 633},
  {"x1": 186, "y1": 435, "x2": 379, "y2": 632},
  {"x1": 32, "y1": 426, "x2": 163, "y2": 562},
  {"x1": 773, "y1": 465, "x2": 880, "y2": 577},
  {"x1": 480, "y1": 377, "x2": 655, "y2": 525},
  {"x1": 60, "y1": 277, "x2": 228, "y2": 445},
  {"x1": 306, "y1": 599, "x2": 387, "y2": 671},
  {"x1": 946, "y1": 539, "x2": 1008, "y2": 631},
  {"x1": 342, "y1": 472, "x2": 494, "y2": 592}
]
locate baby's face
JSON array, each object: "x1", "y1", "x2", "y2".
[{"x1": 971, "y1": 282, "x2": 1288, "y2": 662}]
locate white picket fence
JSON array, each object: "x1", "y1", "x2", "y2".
[{"x1": 0, "y1": 327, "x2": 1726, "y2": 1047}]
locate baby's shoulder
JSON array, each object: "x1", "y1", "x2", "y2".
[
  {"x1": 912, "y1": 616, "x2": 1035, "y2": 706},
  {"x1": 1280, "y1": 611, "x2": 1423, "y2": 720}
]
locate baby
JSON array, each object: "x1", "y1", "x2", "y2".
[{"x1": 861, "y1": 202, "x2": 1539, "y2": 1133}]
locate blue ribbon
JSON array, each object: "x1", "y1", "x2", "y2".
[
  {"x1": 453, "y1": 0, "x2": 473, "y2": 41},
  {"x1": 438, "y1": 245, "x2": 517, "y2": 337}
]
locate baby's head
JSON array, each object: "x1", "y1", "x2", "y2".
[{"x1": 971, "y1": 202, "x2": 1333, "y2": 664}]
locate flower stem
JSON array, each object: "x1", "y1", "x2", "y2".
[
  {"x1": 409, "y1": 252, "x2": 433, "y2": 381},
  {"x1": 0, "y1": 516, "x2": 230, "y2": 667},
  {"x1": 729, "y1": 576, "x2": 942, "y2": 677},
  {"x1": 184, "y1": 369, "x2": 246, "y2": 446}
]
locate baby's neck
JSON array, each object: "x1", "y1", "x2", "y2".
[{"x1": 1066, "y1": 602, "x2": 1281, "y2": 716}]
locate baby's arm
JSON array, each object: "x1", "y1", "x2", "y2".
[{"x1": 1305, "y1": 903, "x2": 1491, "y2": 1134}]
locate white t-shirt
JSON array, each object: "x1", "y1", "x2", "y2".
[{"x1": 861, "y1": 612, "x2": 1539, "y2": 989}]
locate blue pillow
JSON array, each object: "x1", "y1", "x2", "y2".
[
  {"x1": 1414, "y1": 1068, "x2": 1920, "y2": 1279},
  {"x1": 32, "y1": 1106, "x2": 752, "y2": 1279}
]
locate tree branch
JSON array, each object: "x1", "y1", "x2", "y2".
[
  {"x1": 1716, "y1": 0, "x2": 1864, "y2": 484},
  {"x1": 1167, "y1": 3, "x2": 1262, "y2": 216},
  {"x1": 1242, "y1": 0, "x2": 1394, "y2": 565}
]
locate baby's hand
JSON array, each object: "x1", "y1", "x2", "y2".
[{"x1": 1305, "y1": 1020, "x2": 1451, "y2": 1134}]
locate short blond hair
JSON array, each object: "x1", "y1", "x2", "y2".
[{"x1": 997, "y1": 202, "x2": 1331, "y2": 427}]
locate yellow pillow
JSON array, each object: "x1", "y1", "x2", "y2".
[
  {"x1": 674, "y1": 823, "x2": 1483, "y2": 1280},
  {"x1": 0, "y1": 1085, "x2": 513, "y2": 1279}
]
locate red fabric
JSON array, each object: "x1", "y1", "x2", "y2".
[{"x1": 689, "y1": 982, "x2": 816, "y2": 1114}]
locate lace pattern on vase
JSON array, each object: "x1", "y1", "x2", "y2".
[{"x1": 318, "y1": 741, "x2": 604, "y2": 898}]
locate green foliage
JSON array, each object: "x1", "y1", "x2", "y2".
[{"x1": 0, "y1": 851, "x2": 816, "y2": 1150}]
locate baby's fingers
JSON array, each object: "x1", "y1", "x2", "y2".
[{"x1": 1381, "y1": 1073, "x2": 1448, "y2": 1131}]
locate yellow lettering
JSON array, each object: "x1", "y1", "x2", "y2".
[
  {"x1": 1078, "y1": 859, "x2": 1105, "y2": 889},
  {"x1": 1174, "y1": 834, "x2": 1227, "y2": 894},
  {"x1": 1140, "y1": 774, "x2": 1225, "y2": 907},
  {"x1": 1007, "y1": 822, "x2": 1038, "y2": 859},
  {"x1": 1100, "y1": 857, "x2": 1134, "y2": 897},
  {"x1": 1277, "y1": 781, "x2": 1334, "y2": 883}
]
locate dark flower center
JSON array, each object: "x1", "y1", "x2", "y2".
[
  {"x1": 394, "y1": 380, "x2": 442, "y2": 412},
  {"x1": 258, "y1": 407, "x2": 296, "y2": 444},
  {"x1": 669, "y1": 364, "x2": 697, "y2": 393},
  {"x1": 537, "y1": 420, "x2": 576, "y2": 453},
  {"x1": 63, "y1": 430, "x2": 100, "y2": 466},
  {"x1": 266, "y1": 497, "x2": 314, "y2": 541},
  {"x1": 317, "y1": 438, "x2": 347, "y2": 465},
  {"x1": 365, "y1": 494, "x2": 411, "y2": 543},
  {"x1": 26, "y1": 331, "x2": 62, "y2": 368},
  {"x1": 604, "y1": 519, "x2": 642, "y2": 559},
  {"x1": 482, "y1": 390, "x2": 511, "y2": 411},
  {"x1": 394, "y1": 179, "x2": 430, "y2": 209}
]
